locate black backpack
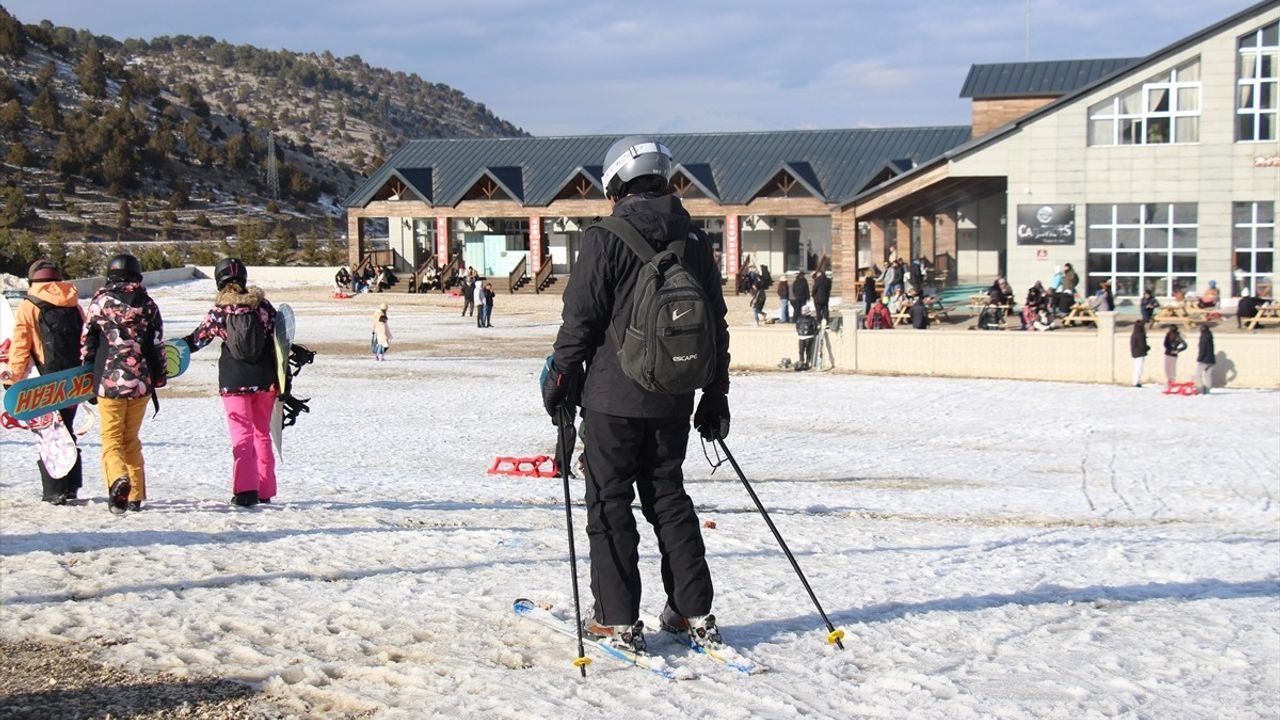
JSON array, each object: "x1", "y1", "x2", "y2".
[
  {"x1": 27, "y1": 297, "x2": 84, "y2": 374},
  {"x1": 223, "y1": 310, "x2": 267, "y2": 362},
  {"x1": 595, "y1": 216, "x2": 717, "y2": 396}
]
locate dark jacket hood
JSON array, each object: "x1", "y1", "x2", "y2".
[{"x1": 614, "y1": 193, "x2": 692, "y2": 248}]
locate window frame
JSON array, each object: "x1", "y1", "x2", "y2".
[
  {"x1": 1233, "y1": 201, "x2": 1276, "y2": 297},
  {"x1": 1088, "y1": 58, "x2": 1202, "y2": 146},
  {"x1": 1086, "y1": 203, "x2": 1198, "y2": 298},
  {"x1": 1236, "y1": 20, "x2": 1279, "y2": 143}
]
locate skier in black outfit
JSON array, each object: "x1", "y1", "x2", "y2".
[
  {"x1": 790, "y1": 271, "x2": 810, "y2": 323},
  {"x1": 542, "y1": 136, "x2": 731, "y2": 653},
  {"x1": 811, "y1": 269, "x2": 832, "y2": 324}
]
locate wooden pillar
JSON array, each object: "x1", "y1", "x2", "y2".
[
  {"x1": 347, "y1": 213, "x2": 362, "y2": 268},
  {"x1": 528, "y1": 215, "x2": 542, "y2": 274},
  {"x1": 833, "y1": 208, "x2": 858, "y2": 298},
  {"x1": 920, "y1": 213, "x2": 936, "y2": 262},
  {"x1": 893, "y1": 217, "x2": 910, "y2": 263},
  {"x1": 868, "y1": 219, "x2": 886, "y2": 268},
  {"x1": 724, "y1": 214, "x2": 740, "y2": 285},
  {"x1": 436, "y1": 216, "x2": 449, "y2": 268},
  {"x1": 936, "y1": 211, "x2": 957, "y2": 283}
]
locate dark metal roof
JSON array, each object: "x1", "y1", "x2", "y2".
[
  {"x1": 346, "y1": 127, "x2": 972, "y2": 209},
  {"x1": 959, "y1": 58, "x2": 1142, "y2": 99}
]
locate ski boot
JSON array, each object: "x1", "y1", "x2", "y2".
[
  {"x1": 583, "y1": 616, "x2": 647, "y2": 653},
  {"x1": 108, "y1": 477, "x2": 130, "y2": 515},
  {"x1": 232, "y1": 490, "x2": 260, "y2": 507},
  {"x1": 127, "y1": 501, "x2": 143, "y2": 512},
  {"x1": 660, "y1": 604, "x2": 723, "y2": 648}
]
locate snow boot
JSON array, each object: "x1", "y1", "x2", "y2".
[
  {"x1": 108, "y1": 477, "x2": 130, "y2": 515},
  {"x1": 583, "y1": 616, "x2": 647, "y2": 653},
  {"x1": 127, "y1": 501, "x2": 143, "y2": 512},
  {"x1": 660, "y1": 604, "x2": 723, "y2": 648},
  {"x1": 232, "y1": 490, "x2": 260, "y2": 507}
]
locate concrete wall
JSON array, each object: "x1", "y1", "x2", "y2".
[
  {"x1": 729, "y1": 313, "x2": 1280, "y2": 389},
  {"x1": 193, "y1": 266, "x2": 341, "y2": 285},
  {"x1": 68, "y1": 266, "x2": 205, "y2": 297},
  {"x1": 951, "y1": 5, "x2": 1280, "y2": 300}
]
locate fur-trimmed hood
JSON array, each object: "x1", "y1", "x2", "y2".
[{"x1": 215, "y1": 285, "x2": 266, "y2": 308}]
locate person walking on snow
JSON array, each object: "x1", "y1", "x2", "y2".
[
  {"x1": 775, "y1": 274, "x2": 790, "y2": 323},
  {"x1": 474, "y1": 277, "x2": 487, "y2": 328},
  {"x1": 1195, "y1": 324, "x2": 1215, "y2": 395},
  {"x1": 482, "y1": 282, "x2": 495, "y2": 328},
  {"x1": 3, "y1": 260, "x2": 86, "y2": 505},
  {"x1": 789, "y1": 270, "x2": 810, "y2": 324},
  {"x1": 541, "y1": 135, "x2": 731, "y2": 653},
  {"x1": 461, "y1": 268, "x2": 477, "y2": 317},
  {"x1": 81, "y1": 254, "x2": 166, "y2": 514},
  {"x1": 811, "y1": 269, "x2": 831, "y2": 324},
  {"x1": 1130, "y1": 320, "x2": 1150, "y2": 387},
  {"x1": 1162, "y1": 326, "x2": 1188, "y2": 386},
  {"x1": 371, "y1": 303, "x2": 392, "y2": 361},
  {"x1": 181, "y1": 259, "x2": 281, "y2": 507}
]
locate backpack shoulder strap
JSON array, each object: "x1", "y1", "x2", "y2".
[{"x1": 594, "y1": 216, "x2": 656, "y2": 263}]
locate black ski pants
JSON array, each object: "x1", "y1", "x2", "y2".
[
  {"x1": 39, "y1": 406, "x2": 82, "y2": 501},
  {"x1": 582, "y1": 411, "x2": 713, "y2": 626}
]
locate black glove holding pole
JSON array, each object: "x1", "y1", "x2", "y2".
[
  {"x1": 693, "y1": 384, "x2": 730, "y2": 440},
  {"x1": 541, "y1": 356, "x2": 581, "y2": 427}
]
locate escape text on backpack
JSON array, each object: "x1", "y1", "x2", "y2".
[{"x1": 595, "y1": 216, "x2": 717, "y2": 395}]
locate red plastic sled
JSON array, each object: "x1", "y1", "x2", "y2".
[
  {"x1": 1162, "y1": 381, "x2": 1199, "y2": 396},
  {"x1": 332, "y1": 291, "x2": 352, "y2": 299},
  {"x1": 488, "y1": 455, "x2": 559, "y2": 478}
]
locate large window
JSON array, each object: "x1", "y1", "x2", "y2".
[
  {"x1": 1234, "y1": 202, "x2": 1275, "y2": 297},
  {"x1": 1238, "y1": 20, "x2": 1279, "y2": 142},
  {"x1": 1088, "y1": 59, "x2": 1201, "y2": 145},
  {"x1": 1086, "y1": 203, "x2": 1197, "y2": 297}
]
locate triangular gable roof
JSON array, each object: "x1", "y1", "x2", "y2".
[
  {"x1": 858, "y1": 159, "x2": 916, "y2": 193},
  {"x1": 852, "y1": 0, "x2": 1279, "y2": 207},
  {"x1": 670, "y1": 163, "x2": 720, "y2": 200},
  {"x1": 745, "y1": 161, "x2": 825, "y2": 201},
  {"x1": 554, "y1": 165, "x2": 605, "y2": 197},
  {"x1": 348, "y1": 168, "x2": 433, "y2": 206},
  {"x1": 458, "y1": 166, "x2": 525, "y2": 204}
]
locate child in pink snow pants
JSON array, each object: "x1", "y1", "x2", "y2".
[{"x1": 182, "y1": 258, "x2": 281, "y2": 507}]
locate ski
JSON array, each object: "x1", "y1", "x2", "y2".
[
  {"x1": 513, "y1": 598, "x2": 685, "y2": 680},
  {"x1": 652, "y1": 621, "x2": 767, "y2": 675}
]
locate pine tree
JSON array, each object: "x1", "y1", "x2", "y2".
[
  {"x1": 1, "y1": 186, "x2": 32, "y2": 227},
  {"x1": 30, "y1": 85, "x2": 61, "y2": 130},
  {"x1": 300, "y1": 233, "x2": 321, "y2": 265},
  {"x1": 0, "y1": 7, "x2": 25, "y2": 60},
  {"x1": 63, "y1": 241, "x2": 100, "y2": 279},
  {"x1": 45, "y1": 222, "x2": 69, "y2": 268},
  {"x1": 269, "y1": 227, "x2": 297, "y2": 265},
  {"x1": 117, "y1": 199, "x2": 131, "y2": 230},
  {"x1": 234, "y1": 220, "x2": 266, "y2": 265},
  {"x1": 77, "y1": 41, "x2": 108, "y2": 98},
  {"x1": 6, "y1": 141, "x2": 32, "y2": 168},
  {"x1": 0, "y1": 99, "x2": 24, "y2": 136},
  {"x1": 188, "y1": 238, "x2": 218, "y2": 266}
]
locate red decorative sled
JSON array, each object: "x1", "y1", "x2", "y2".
[
  {"x1": 1162, "y1": 381, "x2": 1199, "y2": 396},
  {"x1": 488, "y1": 455, "x2": 558, "y2": 478},
  {"x1": 332, "y1": 291, "x2": 353, "y2": 299}
]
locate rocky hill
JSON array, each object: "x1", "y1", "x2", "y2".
[{"x1": 0, "y1": 6, "x2": 526, "y2": 275}]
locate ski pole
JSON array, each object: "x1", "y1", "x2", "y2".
[
  {"x1": 557, "y1": 409, "x2": 591, "y2": 675},
  {"x1": 715, "y1": 437, "x2": 846, "y2": 650}
]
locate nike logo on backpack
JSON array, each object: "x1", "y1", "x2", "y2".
[{"x1": 672, "y1": 308, "x2": 692, "y2": 322}]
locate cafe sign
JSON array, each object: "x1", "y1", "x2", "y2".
[{"x1": 1016, "y1": 204, "x2": 1076, "y2": 245}]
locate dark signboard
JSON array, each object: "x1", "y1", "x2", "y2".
[{"x1": 1016, "y1": 204, "x2": 1076, "y2": 245}]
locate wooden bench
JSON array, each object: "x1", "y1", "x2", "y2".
[
  {"x1": 1060, "y1": 303, "x2": 1099, "y2": 327},
  {"x1": 1244, "y1": 304, "x2": 1280, "y2": 331}
]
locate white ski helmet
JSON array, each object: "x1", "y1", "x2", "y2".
[{"x1": 601, "y1": 135, "x2": 674, "y2": 200}]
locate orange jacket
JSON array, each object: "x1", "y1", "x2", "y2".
[{"x1": 7, "y1": 281, "x2": 84, "y2": 381}]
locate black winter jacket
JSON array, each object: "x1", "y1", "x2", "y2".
[
  {"x1": 812, "y1": 274, "x2": 831, "y2": 305},
  {"x1": 1197, "y1": 329, "x2": 1215, "y2": 365},
  {"x1": 1130, "y1": 325, "x2": 1150, "y2": 358},
  {"x1": 183, "y1": 286, "x2": 279, "y2": 395},
  {"x1": 552, "y1": 193, "x2": 730, "y2": 418},
  {"x1": 790, "y1": 274, "x2": 810, "y2": 305}
]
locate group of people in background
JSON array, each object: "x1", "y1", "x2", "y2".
[
  {"x1": 1129, "y1": 321, "x2": 1216, "y2": 394},
  {"x1": 3, "y1": 255, "x2": 283, "y2": 512},
  {"x1": 334, "y1": 264, "x2": 397, "y2": 294},
  {"x1": 740, "y1": 263, "x2": 831, "y2": 326},
  {"x1": 458, "y1": 267, "x2": 495, "y2": 328}
]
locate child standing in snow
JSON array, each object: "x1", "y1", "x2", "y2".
[
  {"x1": 482, "y1": 282, "x2": 495, "y2": 328},
  {"x1": 182, "y1": 258, "x2": 280, "y2": 507},
  {"x1": 81, "y1": 253, "x2": 167, "y2": 514},
  {"x1": 372, "y1": 304, "x2": 392, "y2": 361}
]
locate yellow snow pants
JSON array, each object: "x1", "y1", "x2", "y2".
[{"x1": 98, "y1": 396, "x2": 149, "y2": 501}]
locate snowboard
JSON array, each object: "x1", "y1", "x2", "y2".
[
  {"x1": 3, "y1": 339, "x2": 191, "y2": 422},
  {"x1": 270, "y1": 303, "x2": 295, "y2": 459},
  {"x1": 0, "y1": 300, "x2": 77, "y2": 477}
]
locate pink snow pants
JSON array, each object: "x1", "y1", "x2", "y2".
[{"x1": 222, "y1": 391, "x2": 277, "y2": 499}]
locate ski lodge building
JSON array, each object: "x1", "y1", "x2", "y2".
[{"x1": 346, "y1": 1, "x2": 1278, "y2": 302}]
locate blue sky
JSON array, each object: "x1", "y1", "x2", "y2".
[{"x1": 4, "y1": 0, "x2": 1251, "y2": 135}]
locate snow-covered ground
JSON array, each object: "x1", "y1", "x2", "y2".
[{"x1": 2, "y1": 279, "x2": 1278, "y2": 719}]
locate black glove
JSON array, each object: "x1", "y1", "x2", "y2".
[
  {"x1": 540, "y1": 356, "x2": 581, "y2": 427},
  {"x1": 694, "y1": 389, "x2": 730, "y2": 441}
]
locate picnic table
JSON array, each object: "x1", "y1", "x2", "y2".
[
  {"x1": 1244, "y1": 303, "x2": 1280, "y2": 331},
  {"x1": 892, "y1": 301, "x2": 951, "y2": 326},
  {"x1": 1061, "y1": 303, "x2": 1099, "y2": 327},
  {"x1": 1150, "y1": 303, "x2": 1199, "y2": 328}
]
